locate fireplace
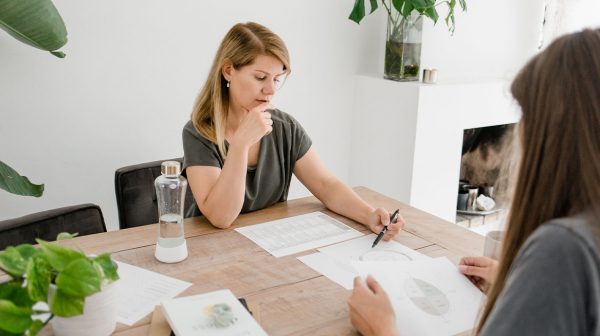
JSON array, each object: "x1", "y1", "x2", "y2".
[
  {"x1": 456, "y1": 123, "x2": 516, "y2": 228},
  {"x1": 349, "y1": 77, "x2": 521, "y2": 225}
]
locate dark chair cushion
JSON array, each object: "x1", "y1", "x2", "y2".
[
  {"x1": 0, "y1": 203, "x2": 107, "y2": 251},
  {"x1": 114, "y1": 158, "x2": 195, "y2": 229}
]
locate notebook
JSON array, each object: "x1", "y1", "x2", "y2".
[{"x1": 161, "y1": 289, "x2": 267, "y2": 336}]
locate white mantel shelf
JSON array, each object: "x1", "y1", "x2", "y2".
[{"x1": 349, "y1": 74, "x2": 521, "y2": 222}]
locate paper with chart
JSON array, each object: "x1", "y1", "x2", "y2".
[
  {"x1": 298, "y1": 234, "x2": 429, "y2": 289},
  {"x1": 352, "y1": 257, "x2": 484, "y2": 336},
  {"x1": 116, "y1": 261, "x2": 192, "y2": 325},
  {"x1": 235, "y1": 212, "x2": 363, "y2": 257}
]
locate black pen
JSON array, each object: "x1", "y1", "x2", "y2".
[{"x1": 372, "y1": 209, "x2": 400, "y2": 248}]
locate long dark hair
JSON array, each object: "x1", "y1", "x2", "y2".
[{"x1": 477, "y1": 28, "x2": 600, "y2": 332}]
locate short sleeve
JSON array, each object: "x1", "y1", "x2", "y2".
[
  {"x1": 480, "y1": 223, "x2": 594, "y2": 336},
  {"x1": 182, "y1": 121, "x2": 223, "y2": 172},
  {"x1": 286, "y1": 113, "x2": 312, "y2": 162}
]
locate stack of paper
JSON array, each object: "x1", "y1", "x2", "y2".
[{"x1": 235, "y1": 212, "x2": 363, "y2": 257}]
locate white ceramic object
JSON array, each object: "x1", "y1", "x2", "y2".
[
  {"x1": 51, "y1": 281, "x2": 119, "y2": 336},
  {"x1": 476, "y1": 194, "x2": 496, "y2": 211}
]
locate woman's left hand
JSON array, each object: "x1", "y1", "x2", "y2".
[
  {"x1": 348, "y1": 275, "x2": 399, "y2": 336},
  {"x1": 366, "y1": 208, "x2": 405, "y2": 241}
]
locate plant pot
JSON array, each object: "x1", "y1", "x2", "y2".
[
  {"x1": 50, "y1": 281, "x2": 119, "y2": 336},
  {"x1": 384, "y1": 12, "x2": 423, "y2": 81}
]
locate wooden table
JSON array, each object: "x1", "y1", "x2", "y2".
[{"x1": 48, "y1": 187, "x2": 485, "y2": 335}]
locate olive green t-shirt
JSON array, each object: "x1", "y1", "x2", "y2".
[{"x1": 182, "y1": 109, "x2": 312, "y2": 216}]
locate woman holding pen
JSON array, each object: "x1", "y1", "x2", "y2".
[
  {"x1": 182, "y1": 22, "x2": 404, "y2": 238},
  {"x1": 348, "y1": 28, "x2": 600, "y2": 336}
]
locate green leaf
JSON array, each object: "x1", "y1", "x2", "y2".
[
  {"x1": 93, "y1": 253, "x2": 119, "y2": 283},
  {"x1": 0, "y1": 282, "x2": 34, "y2": 308},
  {"x1": 448, "y1": 0, "x2": 457, "y2": 10},
  {"x1": 26, "y1": 255, "x2": 52, "y2": 302},
  {"x1": 368, "y1": 0, "x2": 378, "y2": 14},
  {"x1": 0, "y1": 327, "x2": 22, "y2": 336},
  {"x1": 391, "y1": 0, "x2": 405, "y2": 14},
  {"x1": 49, "y1": 288, "x2": 84, "y2": 317},
  {"x1": 459, "y1": 0, "x2": 467, "y2": 11},
  {"x1": 445, "y1": 12, "x2": 456, "y2": 33},
  {"x1": 37, "y1": 239, "x2": 85, "y2": 271},
  {"x1": 50, "y1": 50, "x2": 65, "y2": 58},
  {"x1": 0, "y1": 248, "x2": 28, "y2": 278},
  {"x1": 0, "y1": 0, "x2": 68, "y2": 57},
  {"x1": 348, "y1": 0, "x2": 366, "y2": 24},
  {"x1": 410, "y1": 0, "x2": 428, "y2": 9},
  {"x1": 0, "y1": 300, "x2": 33, "y2": 334},
  {"x1": 56, "y1": 232, "x2": 78, "y2": 241},
  {"x1": 401, "y1": 1, "x2": 414, "y2": 17},
  {"x1": 56, "y1": 259, "x2": 101, "y2": 298},
  {"x1": 0, "y1": 160, "x2": 44, "y2": 197},
  {"x1": 14, "y1": 244, "x2": 40, "y2": 261},
  {"x1": 424, "y1": 7, "x2": 439, "y2": 23},
  {"x1": 28, "y1": 320, "x2": 44, "y2": 336}
]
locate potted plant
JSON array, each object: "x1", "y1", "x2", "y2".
[
  {"x1": 349, "y1": 0, "x2": 467, "y2": 81},
  {"x1": 0, "y1": 234, "x2": 119, "y2": 335},
  {"x1": 0, "y1": 0, "x2": 68, "y2": 197}
]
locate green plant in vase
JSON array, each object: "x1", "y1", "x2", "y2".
[
  {"x1": 0, "y1": 234, "x2": 119, "y2": 335},
  {"x1": 349, "y1": 0, "x2": 467, "y2": 81}
]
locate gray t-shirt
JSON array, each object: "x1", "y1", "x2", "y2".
[
  {"x1": 481, "y1": 214, "x2": 600, "y2": 335},
  {"x1": 182, "y1": 109, "x2": 312, "y2": 216}
]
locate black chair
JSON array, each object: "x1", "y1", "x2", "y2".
[
  {"x1": 114, "y1": 158, "x2": 196, "y2": 229},
  {"x1": 0, "y1": 203, "x2": 107, "y2": 250}
]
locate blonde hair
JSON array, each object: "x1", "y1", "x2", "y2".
[
  {"x1": 191, "y1": 22, "x2": 291, "y2": 158},
  {"x1": 477, "y1": 28, "x2": 600, "y2": 333}
]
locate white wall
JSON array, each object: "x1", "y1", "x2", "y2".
[
  {"x1": 356, "y1": 0, "x2": 545, "y2": 81},
  {"x1": 3, "y1": 1, "x2": 597, "y2": 230},
  {"x1": 541, "y1": 0, "x2": 600, "y2": 48},
  {"x1": 0, "y1": 0, "x2": 366, "y2": 230}
]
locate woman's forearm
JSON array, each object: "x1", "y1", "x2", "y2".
[
  {"x1": 318, "y1": 179, "x2": 374, "y2": 226},
  {"x1": 201, "y1": 144, "x2": 249, "y2": 228}
]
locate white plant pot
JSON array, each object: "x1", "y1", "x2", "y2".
[{"x1": 51, "y1": 281, "x2": 119, "y2": 336}]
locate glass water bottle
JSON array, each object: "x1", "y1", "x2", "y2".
[{"x1": 154, "y1": 161, "x2": 188, "y2": 263}]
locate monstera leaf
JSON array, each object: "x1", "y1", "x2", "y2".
[
  {"x1": 0, "y1": 160, "x2": 44, "y2": 197},
  {"x1": 0, "y1": 0, "x2": 68, "y2": 57}
]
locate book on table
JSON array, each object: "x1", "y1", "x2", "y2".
[{"x1": 161, "y1": 289, "x2": 267, "y2": 336}]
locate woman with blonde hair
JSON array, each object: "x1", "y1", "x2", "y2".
[
  {"x1": 348, "y1": 28, "x2": 600, "y2": 335},
  {"x1": 183, "y1": 22, "x2": 404, "y2": 239}
]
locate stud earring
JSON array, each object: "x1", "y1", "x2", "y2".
[{"x1": 226, "y1": 81, "x2": 230, "y2": 88}]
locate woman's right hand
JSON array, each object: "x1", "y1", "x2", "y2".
[
  {"x1": 459, "y1": 256, "x2": 499, "y2": 292},
  {"x1": 229, "y1": 103, "x2": 273, "y2": 149}
]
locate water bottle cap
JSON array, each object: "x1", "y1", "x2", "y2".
[{"x1": 161, "y1": 161, "x2": 181, "y2": 176}]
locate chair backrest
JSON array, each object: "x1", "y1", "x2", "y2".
[
  {"x1": 114, "y1": 158, "x2": 196, "y2": 229},
  {"x1": 0, "y1": 203, "x2": 107, "y2": 251}
]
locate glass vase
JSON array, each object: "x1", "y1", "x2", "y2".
[{"x1": 384, "y1": 12, "x2": 423, "y2": 81}]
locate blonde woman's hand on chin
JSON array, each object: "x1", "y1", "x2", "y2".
[
  {"x1": 229, "y1": 103, "x2": 274, "y2": 149},
  {"x1": 348, "y1": 275, "x2": 399, "y2": 336}
]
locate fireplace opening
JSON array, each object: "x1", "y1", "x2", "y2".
[{"x1": 456, "y1": 123, "x2": 516, "y2": 229}]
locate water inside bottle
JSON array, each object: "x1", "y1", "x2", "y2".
[{"x1": 158, "y1": 213, "x2": 184, "y2": 248}]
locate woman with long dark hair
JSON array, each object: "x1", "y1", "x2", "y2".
[{"x1": 348, "y1": 28, "x2": 600, "y2": 336}]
